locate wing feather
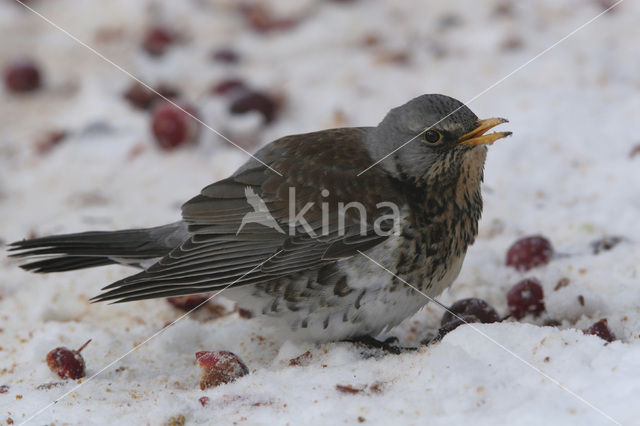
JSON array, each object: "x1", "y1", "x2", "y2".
[{"x1": 92, "y1": 128, "x2": 405, "y2": 303}]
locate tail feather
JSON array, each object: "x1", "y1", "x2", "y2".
[
  {"x1": 19, "y1": 256, "x2": 116, "y2": 273},
  {"x1": 8, "y1": 222, "x2": 187, "y2": 273}
]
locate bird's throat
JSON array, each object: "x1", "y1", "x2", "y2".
[{"x1": 393, "y1": 147, "x2": 486, "y2": 292}]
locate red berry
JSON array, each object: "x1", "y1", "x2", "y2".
[
  {"x1": 4, "y1": 59, "x2": 41, "y2": 93},
  {"x1": 507, "y1": 278, "x2": 545, "y2": 319},
  {"x1": 439, "y1": 298, "x2": 499, "y2": 336},
  {"x1": 143, "y1": 27, "x2": 174, "y2": 56},
  {"x1": 506, "y1": 235, "x2": 554, "y2": 271},
  {"x1": 229, "y1": 91, "x2": 279, "y2": 123},
  {"x1": 45, "y1": 339, "x2": 91, "y2": 380},
  {"x1": 151, "y1": 101, "x2": 200, "y2": 150},
  {"x1": 123, "y1": 82, "x2": 180, "y2": 110},
  {"x1": 437, "y1": 314, "x2": 479, "y2": 338},
  {"x1": 441, "y1": 298, "x2": 500, "y2": 326},
  {"x1": 155, "y1": 84, "x2": 180, "y2": 100},
  {"x1": 123, "y1": 82, "x2": 152, "y2": 109},
  {"x1": 212, "y1": 78, "x2": 247, "y2": 96},
  {"x1": 167, "y1": 294, "x2": 210, "y2": 311},
  {"x1": 584, "y1": 318, "x2": 616, "y2": 342},
  {"x1": 212, "y1": 48, "x2": 240, "y2": 64},
  {"x1": 199, "y1": 396, "x2": 210, "y2": 407},
  {"x1": 196, "y1": 350, "x2": 249, "y2": 390}
]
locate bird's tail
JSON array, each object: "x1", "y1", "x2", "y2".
[{"x1": 7, "y1": 222, "x2": 187, "y2": 273}]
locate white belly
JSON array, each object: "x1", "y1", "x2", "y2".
[{"x1": 224, "y1": 235, "x2": 466, "y2": 342}]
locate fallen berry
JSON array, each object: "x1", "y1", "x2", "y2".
[
  {"x1": 441, "y1": 298, "x2": 500, "y2": 328},
  {"x1": 437, "y1": 314, "x2": 482, "y2": 337},
  {"x1": 212, "y1": 78, "x2": 247, "y2": 96},
  {"x1": 45, "y1": 339, "x2": 91, "y2": 380},
  {"x1": 212, "y1": 48, "x2": 240, "y2": 64},
  {"x1": 143, "y1": 27, "x2": 175, "y2": 56},
  {"x1": 584, "y1": 318, "x2": 616, "y2": 342},
  {"x1": 167, "y1": 294, "x2": 210, "y2": 311},
  {"x1": 590, "y1": 236, "x2": 624, "y2": 254},
  {"x1": 507, "y1": 278, "x2": 545, "y2": 319},
  {"x1": 123, "y1": 82, "x2": 153, "y2": 109},
  {"x1": 153, "y1": 84, "x2": 180, "y2": 101},
  {"x1": 506, "y1": 235, "x2": 554, "y2": 271},
  {"x1": 3, "y1": 59, "x2": 42, "y2": 93},
  {"x1": 123, "y1": 82, "x2": 180, "y2": 110},
  {"x1": 438, "y1": 298, "x2": 499, "y2": 336},
  {"x1": 198, "y1": 396, "x2": 210, "y2": 407},
  {"x1": 229, "y1": 91, "x2": 279, "y2": 123},
  {"x1": 196, "y1": 350, "x2": 249, "y2": 390},
  {"x1": 151, "y1": 101, "x2": 200, "y2": 150},
  {"x1": 0, "y1": 385, "x2": 8, "y2": 394}
]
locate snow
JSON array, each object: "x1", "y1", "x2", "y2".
[{"x1": 1, "y1": 0, "x2": 640, "y2": 424}]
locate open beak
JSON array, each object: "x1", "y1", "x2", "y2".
[{"x1": 459, "y1": 118, "x2": 512, "y2": 146}]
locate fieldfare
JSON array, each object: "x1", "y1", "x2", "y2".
[{"x1": 9, "y1": 94, "x2": 511, "y2": 342}]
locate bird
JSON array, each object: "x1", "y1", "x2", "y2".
[{"x1": 8, "y1": 94, "x2": 511, "y2": 345}]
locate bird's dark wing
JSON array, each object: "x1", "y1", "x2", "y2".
[{"x1": 93, "y1": 128, "x2": 404, "y2": 303}]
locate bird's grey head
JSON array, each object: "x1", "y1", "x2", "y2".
[{"x1": 366, "y1": 94, "x2": 510, "y2": 185}]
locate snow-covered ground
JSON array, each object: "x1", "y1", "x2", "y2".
[{"x1": 1, "y1": 0, "x2": 639, "y2": 424}]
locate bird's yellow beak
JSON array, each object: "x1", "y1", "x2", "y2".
[{"x1": 459, "y1": 118, "x2": 512, "y2": 146}]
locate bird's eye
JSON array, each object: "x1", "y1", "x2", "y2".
[{"x1": 423, "y1": 130, "x2": 442, "y2": 144}]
